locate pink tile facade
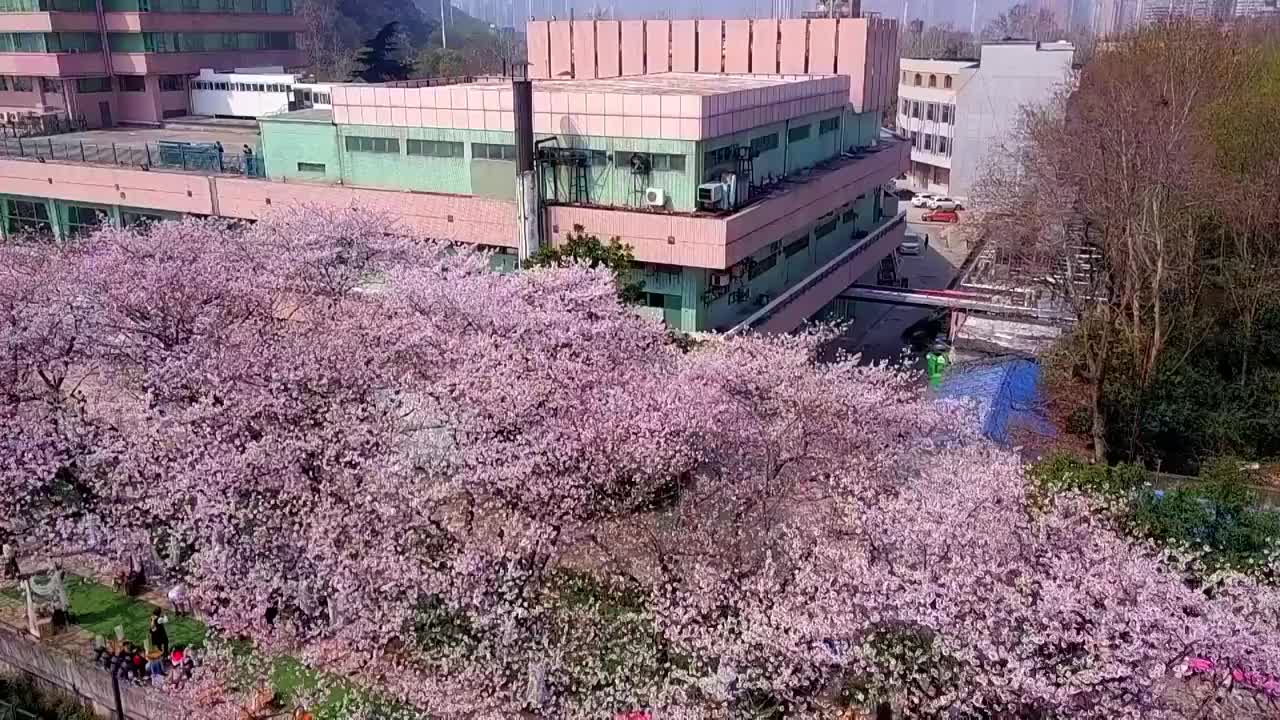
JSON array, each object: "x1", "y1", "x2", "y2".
[
  {"x1": 329, "y1": 74, "x2": 849, "y2": 142},
  {"x1": 526, "y1": 17, "x2": 900, "y2": 113}
]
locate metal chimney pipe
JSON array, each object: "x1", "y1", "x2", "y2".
[{"x1": 512, "y1": 69, "x2": 541, "y2": 262}]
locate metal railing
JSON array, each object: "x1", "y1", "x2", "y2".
[
  {"x1": 0, "y1": 699, "x2": 40, "y2": 720},
  {"x1": 0, "y1": 137, "x2": 265, "y2": 177},
  {"x1": 729, "y1": 211, "x2": 907, "y2": 334},
  {"x1": 0, "y1": 115, "x2": 87, "y2": 140}
]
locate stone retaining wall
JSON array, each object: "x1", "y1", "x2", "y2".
[{"x1": 0, "y1": 622, "x2": 181, "y2": 720}]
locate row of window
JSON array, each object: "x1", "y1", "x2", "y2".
[
  {"x1": 903, "y1": 71, "x2": 955, "y2": 89},
  {"x1": 743, "y1": 197, "x2": 864, "y2": 280},
  {"x1": 193, "y1": 80, "x2": 286, "y2": 93},
  {"x1": 819, "y1": 116, "x2": 840, "y2": 135},
  {"x1": 5, "y1": 199, "x2": 163, "y2": 238},
  {"x1": 108, "y1": 31, "x2": 295, "y2": 53},
  {"x1": 0, "y1": 75, "x2": 33, "y2": 92},
  {"x1": 901, "y1": 99, "x2": 955, "y2": 125},
  {"x1": 0, "y1": 32, "x2": 100, "y2": 53},
  {"x1": 113, "y1": 74, "x2": 184, "y2": 92},
  {"x1": 343, "y1": 136, "x2": 687, "y2": 171},
  {"x1": 910, "y1": 131, "x2": 951, "y2": 156}
]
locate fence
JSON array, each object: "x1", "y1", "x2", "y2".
[
  {"x1": 0, "y1": 115, "x2": 87, "y2": 140},
  {"x1": 0, "y1": 137, "x2": 265, "y2": 178}
]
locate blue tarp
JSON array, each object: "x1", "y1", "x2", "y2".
[{"x1": 936, "y1": 357, "x2": 1055, "y2": 446}]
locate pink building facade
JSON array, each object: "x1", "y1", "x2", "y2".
[{"x1": 0, "y1": 5, "x2": 304, "y2": 127}]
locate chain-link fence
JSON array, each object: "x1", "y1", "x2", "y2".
[{"x1": 0, "y1": 137, "x2": 265, "y2": 178}]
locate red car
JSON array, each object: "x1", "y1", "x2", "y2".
[{"x1": 922, "y1": 209, "x2": 960, "y2": 223}]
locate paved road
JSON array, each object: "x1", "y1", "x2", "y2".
[{"x1": 826, "y1": 209, "x2": 971, "y2": 366}]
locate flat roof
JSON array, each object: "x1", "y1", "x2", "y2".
[
  {"x1": 261, "y1": 108, "x2": 334, "y2": 124},
  {"x1": 527, "y1": 72, "x2": 832, "y2": 96},
  {"x1": 56, "y1": 124, "x2": 261, "y2": 149}
]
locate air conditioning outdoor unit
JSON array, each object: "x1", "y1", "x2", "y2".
[
  {"x1": 697, "y1": 182, "x2": 725, "y2": 209},
  {"x1": 710, "y1": 272, "x2": 731, "y2": 288},
  {"x1": 645, "y1": 187, "x2": 666, "y2": 207}
]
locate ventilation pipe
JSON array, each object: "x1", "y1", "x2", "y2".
[{"x1": 513, "y1": 65, "x2": 542, "y2": 264}]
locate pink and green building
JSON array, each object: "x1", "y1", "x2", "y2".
[
  {"x1": 0, "y1": 0, "x2": 303, "y2": 126},
  {"x1": 0, "y1": 15, "x2": 907, "y2": 334}
]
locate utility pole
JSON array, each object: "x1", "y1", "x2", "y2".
[
  {"x1": 969, "y1": 0, "x2": 977, "y2": 34},
  {"x1": 441, "y1": 0, "x2": 448, "y2": 49}
]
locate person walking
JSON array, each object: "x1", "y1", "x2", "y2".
[{"x1": 149, "y1": 608, "x2": 169, "y2": 654}]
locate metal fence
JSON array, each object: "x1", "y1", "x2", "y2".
[
  {"x1": 0, "y1": 137, "x2": 265, "y2": 178},
  {"x1": 0, "y1": 691, "x2": 67, "y2": 720},
  {"x1": 0, "y1": 115, "x2": 87, "y2": 140}
]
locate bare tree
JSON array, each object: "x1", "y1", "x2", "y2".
[
  {"x1": 971, "y1": 21, "x2": 1257, "y2": 462},
  {"x1": 983, "y1": 3, "x2": 1062, "y2": 41}
]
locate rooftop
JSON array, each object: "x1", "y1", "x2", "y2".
[
  {"x1": 262, "y1": 108, "x2": 334, "y2": 124},
  {"x1": 329, "y1": 73, "x2": 850, "y2": 141},
  {"x1": 54, "y1": 124, "x2": 261, "y2": 150}
]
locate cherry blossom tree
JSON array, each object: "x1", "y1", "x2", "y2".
[{"x1": 5, "y1": 207, "x2": 1279, "y2": 720}]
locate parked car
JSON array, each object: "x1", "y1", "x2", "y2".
[
  {"x1": 926, "y1": 196, "x2": 962, "y2": 210},
  {"x1": 898, "y1": 231, "x2": 929, "y2": 255},
  {"x1": 909, "y1": 193, "x2": 936, "y2": 208},
  {"x1": 922, "y1": 209, "x2": 960, "y2": 223}
]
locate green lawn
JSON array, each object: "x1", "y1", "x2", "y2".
[
  {"x1": 9, "y1": 575, "x2": 393, "y2": 718},
  {"x1": 62, "y1": 576, "x2": 207, "y2": 650}
]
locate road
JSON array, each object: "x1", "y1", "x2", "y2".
[{"x1": 825, "y1": 207, "x2": 972, "y2": 366}]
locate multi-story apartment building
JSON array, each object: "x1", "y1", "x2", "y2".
[
  {"x1": 1232, "y1": 0, "x2": 1278, "y2": 16},
  {"x1": 0, "y1": 16, "x2": 906, "y2": 335},
  {"x1": 896, "y1": 40, "x2": 1074, "y2": 200},
  {"x1": 0, "y1": 0, "x2": 305, "y2": 128}
]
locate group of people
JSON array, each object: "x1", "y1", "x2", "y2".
[{"x1": 92, "y1": 638, "x2": 198, "y2": 689}]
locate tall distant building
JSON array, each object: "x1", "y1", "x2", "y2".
[
  {"x1": 1093, "y1": 0, "x2": 1136, "y2": 35},
  {"x1": 1233, "y1": 0, "x2": 1279, "y2": 15}
]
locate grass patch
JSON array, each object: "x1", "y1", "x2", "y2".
[{"x1": 62, "y1": 576, "x2": 207, "y2": 649}]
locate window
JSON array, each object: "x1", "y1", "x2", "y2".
[
  {"x1": 252, "y1": 0, "x2": 266, "y2": 10},
  {"x1": 819, "y1": 116, "x2": 840, "y2": 135},
  {"x1": 748, "y1": 252, "x2": 778, "y2": 279},
  {"x1": 406, "y1": 139, "x2": 463, "y2": 157},
  {"x1": 472, "y1": 143, "x2": 515, "y2": 161},
  {"x1": 750, "y1": 133, "x2": 779, "y2": 156},
  {"x1": 64, "y1": 205, "x2": 104, "y2": 237},
  {"x1": 937, "y1": 136, "x2": 949, "y2": 155},
  {"x1": 12, "y1": 76, "x2": 33, "y2": 92},
  {"x1": 941, "y1": 105, "x2": 952, "y2": 124},
  {"x1": 704, "y1": 146, "x2": 735, "y2": 168},
  {"x1": 900, "y1": 98, "x2": 908, "y2": 115},
  {"x1": 923, "y1": 134, "x2": 934, "y2": 152},
  {"x1": 909, "y1": 131, "x2": 918, "y2": 148},
  {"x1": 160, "y1": 75, "x2": 184, "y2": 91},
  {"x1": 928, "y1": 74, "x2": 937, "y2": 88},
  {"x1": 925, "y1": 103, "x2": 935, "y2": 121},
  {"x1": 344, "y1": 135, "x2": 400, "y2": 154},
  {"x1": 944, "y1": 75, "x2": 953, "y2": 89},
  {"x1": 913, "y1": 73, "x2": 922, "y2": 86},
  {"x1": 910, "y1": 101, "x2": 919, "y2": 119},
  {"x1": 118, "y1": 75, "x2": 146, "y2": 92},
  {"x1": 221, "y1": 32, "x2": 237, "y2": 49},
  {"x1": 76, "y1": 77, "x2": 111, "y2": 93},
  {"x1": 787, "y1": 124, "x2": 810, "y2": 143},
  {"x1": 122, "y1": 211, "x2": 162, "y2": 228},
  {"x1": 296, "y1": 162, "x2": 326, "y2": 173},
  {"x1": 841, "y1": 208, "x2": 856, "y2": 224},
  {"x1": 815, "y1": 216, "x2": 838, "y2": 238},
  {"x1": 651, "y1": 153, "x2": 685, "y2": 172},
  {"x1": 0, "y1": 76, "x2": 8, "y2": 91},
  {"x1": 39, "y1": 77, "x2": 61, "y2": 94},
  {"x1": 217, "y1": 0, "x2": 232, "y2": 9},
  {"x1": 783, "y1": 236, "x2": 809, "y2": 257},
  {"x1": 181, "y1": 0, "x2": 198, "y2": 8},
  {"x1": 901, "y1": 70, "x2": 908, "y2": 84},
  {"x1": 5, "y1": 199, "x2": 53, "y2": 238}
]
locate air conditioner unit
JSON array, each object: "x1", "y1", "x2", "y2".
[
  {"x1": 644, "y1": 187, "x2": 666, "y2": 207},
  {"x1": 697, "y1": 182, "x2": 725, "y2": 208},
  {"x1": 709, "y1": 272, "x2": 731, "y2": 288}
]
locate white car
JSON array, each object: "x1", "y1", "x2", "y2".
[
  {"x1": 926, "y1": 196, "x2": 961, "y2": 210},
  {"x1": 898, "y1": 231, "x2": 928, "y2": 255},
  {"x1": 909, "y1": 193, "x2": 936, "y2": 208}
]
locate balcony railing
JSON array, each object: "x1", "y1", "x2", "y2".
[
  {"x1": 0, "y1": 136, "x2": 265, "y2": 177},
  {"x1": 728, "y1": 210, "x2": 906, "y2": 335}
]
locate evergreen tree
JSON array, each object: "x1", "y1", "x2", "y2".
[{"x1": 351, "y1": 21, "x2": 414, "y2": 83}]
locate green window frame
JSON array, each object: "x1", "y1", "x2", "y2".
[
  {"x1": 296, "y1": 162, "x2": 326, "y2": 173},
  {"x1": 118, "y1": 75, "x2": 146, "y2": 92},
  {"x1": 406, "y1": 139, "x2": 463, "y2": 158},
  {"x1": 749, "y1": 133, "x2": 778, "y2": 156},
  {"x1": 344, "y1": 136, "x2": 400, "y2": 154},
  {"x1": 787, "y1": 124, "x2": 811, "y2": 143},
  {"x1": 64, "y1": 205, "x2": 105, "y2": 237},
  {"x1": 748, "y1": 252, "x2": 778, "y2": 280},
  {"x1": 815, "y1": 216, "x2": 838, "y2": 238},
  {"x1": 5, "y1": 198, "x2": 53, "y2": 238},
  {"x1": 472, "y1": 143, "x2": 516, "y2": 161},
  {"x1": 841, "y1": 208, "x2": 856, "y2": 224},
  {"x1": 819, "y1": 116, "x2": 840, "y2": 135}
]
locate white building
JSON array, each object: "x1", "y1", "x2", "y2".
[
  {"x1": 896, "y1": 41, "x2": 1075, "y2": 200},
  {"x1": 188, "y1": 68, "x2": 331, "y2": 119}
]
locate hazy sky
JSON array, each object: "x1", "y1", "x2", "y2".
[{"x1": 524, "y1": 0, "x2": 1020, "y2": 30}]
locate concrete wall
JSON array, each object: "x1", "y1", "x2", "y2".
[
  {"x1": 949, "y1": 42, "x2": 1074, "y2": 199},
  {"x1": 526, "y1": 17, "x2": 901, "y2": 115},
  {"x1": 0, "y1": 623, "x2": 180, "y2": 720}
]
